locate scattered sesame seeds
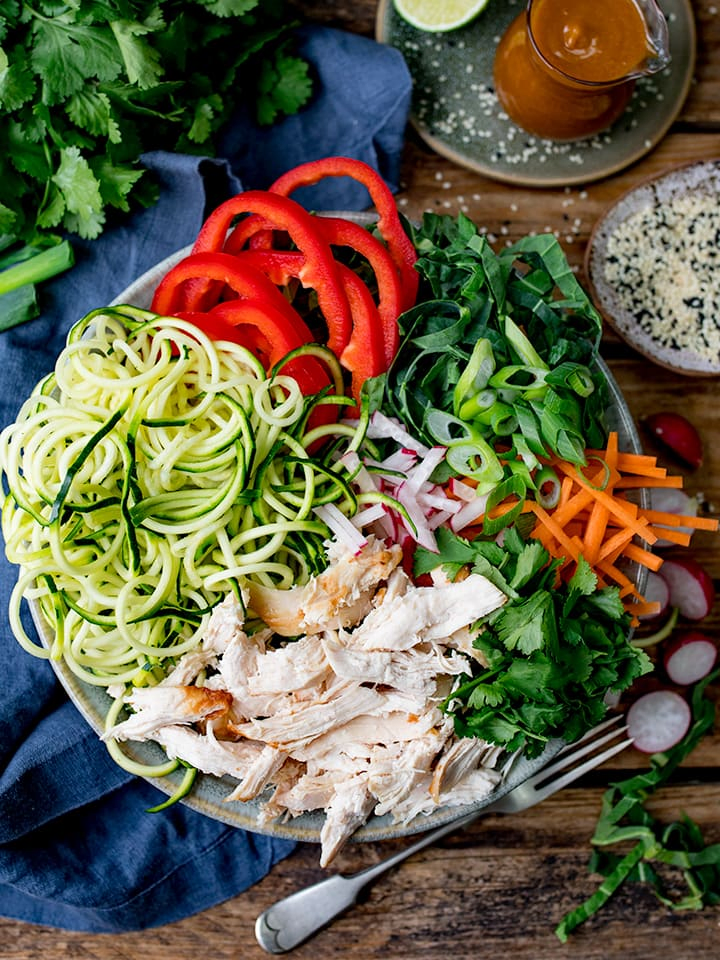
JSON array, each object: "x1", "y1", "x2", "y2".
[{"x1": 601, "y1": 191, "x2": 720, "y2": 364}]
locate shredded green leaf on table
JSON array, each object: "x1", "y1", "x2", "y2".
[{"x1": 556, "y1": 668, "x2": 720, "y2": 940}]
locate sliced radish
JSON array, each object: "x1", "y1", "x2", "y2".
[
  {"x1": 644, "y1": 411, "x2": 703, "y2": 469},
  {"x1": 649, "y1": 488, "x2": 700, "y2": 548},
  {"x1": 663, "y1": 630, "x2": 718, "y2": 686},
  {"x1": 657, "y1": 556, "x2": 715, "y2": 621},
  {"x1": 638, "y1": 569, "x2": 670, "y2": 620},
  {"x1": 627, "y1": 689, "x2": 691, "y2": 753}
]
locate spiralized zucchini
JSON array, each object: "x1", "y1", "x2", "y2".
[{"x1": 0, "y1": 305, "x2": 361, "y2": 690}]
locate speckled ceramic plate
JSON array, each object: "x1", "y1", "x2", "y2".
[
  {"x1": 27, "y1": 232, "x2": 644, "y2": 846},
  {"x1": 376, "y1": 0, "x2": 695, "y2": 187},
  {"x1": 586, "y1": 159, "x2": 720, "y2": 376}
]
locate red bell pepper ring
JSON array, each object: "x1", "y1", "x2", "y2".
[
  {"x1": 316, "y1": 217, "x2": 401, "y2": 365},
  {"x1": 177, "y1": 302, "x2": 335, "y2": 404},
  {"x1": 205, "y1": 302, "x2": 334, "y2": 402},
  {"x1": 190, "y1": 191, "x2": 353, "y2": 358},
  {"x1": 219, "y1": 248, "x2": 386, "y2": 402},
  {"x1": 226, "y1": 216, "x2": 401, "y2": 366},
  {"x1": 335, "y1": 263, "x2": 386, "y2": 403},
  {"x1": 151, "y1": 251, "x2": 309, "y2": 329},
  {"x1": 267, "y1": 157, "x2": 419, "y2": 311}
]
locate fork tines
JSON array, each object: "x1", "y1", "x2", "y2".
[{"x1": 532, "y1": 713, "x2": 632, "y2": 794}]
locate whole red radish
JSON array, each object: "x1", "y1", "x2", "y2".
[
  {"x1": 658, "y1": 556, "x2": 715, "y2": 620},
  {"x1": 644, "y1": 411, "x2": 703, "y2": 469},
  {"x1": 663, "y1": 630, "x2": 718, "y2": 686},
  {"x1": 627, "y1": 689, "x2": 691, "y2": 754}
]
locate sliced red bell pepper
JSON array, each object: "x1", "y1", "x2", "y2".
[
  {"x1": 225, "y1": 216, "x2": 400, "y2": 366},
  {"x1": 335, "y1": 263, "x2": 386, "y2": 404},
  {"x1": 218, "y1": 249, "x2": 385, "y2": 402},
  {"x1": 190, "y1": 191, "x2": 353, "y2": 357},
  {"x1": 176, "y1": 303, "x2": 334, "y2": 404},
  {"x1": 151, "y1": 252, "x2": 307, "y2": 328},
  {"x1": 317, "y1": 217, "x2": 401, "y2": 365},
  {"x1": 267, "y1": 157, "x2": 419, "y2": 311}
]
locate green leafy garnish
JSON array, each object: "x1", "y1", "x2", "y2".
[
  {"x1": 0, "y1": 0, "x2": 312, "y2": 290},
  {"x1": 416, "y1": 526, "x2": 652, "y2": 758},
  {"x1": 556, "y1": 669, "x2": 720, "y2": 940}
]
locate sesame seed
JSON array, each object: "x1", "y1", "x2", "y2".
[{"x1": 602, "y1": 192, "x2": 720, "y2": 364}]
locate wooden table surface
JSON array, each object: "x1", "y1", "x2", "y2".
[{"x1": 5, "y1": 2, "x2": 720, "y2": 958}]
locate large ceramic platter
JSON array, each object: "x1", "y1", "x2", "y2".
[
  {"x1": 376, "y1": 0, "x2": 696, "y2": 187},
  {"x1": 28, "y1": 239, "x2": 644, "y2": 846}
]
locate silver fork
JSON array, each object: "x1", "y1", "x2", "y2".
[{"x1": 255, "y1": 714, "x2": 632, "y2": 954}]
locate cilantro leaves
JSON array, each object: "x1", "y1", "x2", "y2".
[
  {"x1": 0, "y1": 1, "x2": 312, "y2": 245},
  {"x1": 416, "y1": 527, "x2": 652, "y2": 758}
]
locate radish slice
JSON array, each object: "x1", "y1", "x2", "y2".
[
  {"x1": 663, "y1": 631, "x2": 718, "y2": 686},
  {"x1": 649, "y1": 488, "x2": 700, "y2": 548},
  {"x1": 627, "y1": 689, "x2": 691, "y2": 753},
  {"x1": 644, "y1": 411, "x2": 703, "y2": 469},
  {"x1": 657, "y1": 556, "x2": 715, "y2": 621},
  {"x1": 638, "y1": 570, "x2": 670, "y2": 620}
]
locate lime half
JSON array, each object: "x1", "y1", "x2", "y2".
[{"x1": 393, "y1": 0, "x2": 492, "y2": 32}]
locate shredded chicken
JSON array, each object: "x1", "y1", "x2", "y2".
[{"x1": 105, "y1": 537, "x2": 509, "y2": 865}]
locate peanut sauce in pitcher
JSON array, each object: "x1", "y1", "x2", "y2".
[{"x1": 493, "y1": 0, "x2": 669, "y2": 141}]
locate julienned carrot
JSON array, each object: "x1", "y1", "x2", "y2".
[
  {"x1": 553, "y1": 458, "x2": 658, "y2": 544},
  {"x1": 613, "y1": 474, "x2": 684, "y2": 489},
  {"x1": 622, "y1": 542, "x2": 664, "y2": 571},
  {"x1": 584, "y1": 447, "x2": 668, "y2": 478},
  {"x1": 528, "y1": 502, "x2": 582, "y2": 564},
  {"x1": 525, "y1": 431, "x2": 718, "y2": 618},
  {"x1": 643, "y1": 509, "x2": 719, "y2": 531},
  {"x1": 646, "y1": 526, "x2": 693, "y2": 547}
]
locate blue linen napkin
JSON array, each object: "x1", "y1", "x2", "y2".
[{"x1": 0, "y1": 25, "x2": 411, "y2": 933}]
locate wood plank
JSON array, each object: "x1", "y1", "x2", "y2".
[{"x1": 4, "y1": 785, "x2": 717, "y2": 959}]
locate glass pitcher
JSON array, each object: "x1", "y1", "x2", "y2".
[{"x1": 493, "y1": 0, "x2": 671, "y2": 142}]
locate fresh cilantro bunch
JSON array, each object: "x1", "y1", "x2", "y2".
[
  {"x1": 0, "y1": 0, "x2": 312, "y2": 245},
  {"x1": 415, "y1": 525, "x2": 652, "y2": 758}
]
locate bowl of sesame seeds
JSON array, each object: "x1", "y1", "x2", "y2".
[{"x1": 585, "y1": 159, "x2": 720, "y2": 376}]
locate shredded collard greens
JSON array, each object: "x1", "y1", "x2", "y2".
[
  {"x1": 382, "y1": 213, "x2": 609, "y2": 469},
  {"x1": 556, "y1": 669, "x2": 720, "y2": 940}
]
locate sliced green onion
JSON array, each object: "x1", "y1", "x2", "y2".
[
  {"x1": 453, "y1": 337, "x2": 495, "y2": 415},
  {"x1": 534, "y1": 465, "x2": 561, "y2": 509},
  {"x1": 424, "y1": 408, "x2": 484, "y2": 446},
  {"x1": 482, "y1": 473, "x2": 527, "y2": 536},
  {"x1": 445, "y1": 439, "x2": 504, "y2": 487},
  {"x1": 546, "y1": 361, "x2": 595, "y2": 397},
  {"x1": 457, "y1": 388, "x2": 497, "y2": 422},
  {"x1": 503, "y1": 314, "x2": 548, "y2": 370},
  {"x1": 488, "y1": 364, "x2": 548, "y2": 392}
]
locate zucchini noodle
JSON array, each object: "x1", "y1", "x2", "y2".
[{"x1": 0, "y1": 306, "x2": 366, "y2": 694}]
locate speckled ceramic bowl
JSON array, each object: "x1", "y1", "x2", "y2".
[{"x1": 586, "y1": 159, "x2": 720, "y2": 376}]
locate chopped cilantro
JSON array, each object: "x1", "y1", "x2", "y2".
[
  {"x1": 0, "y1": 0, "x2": 313, "y2": 311},
  {"x1": 417, "y1": 528, "x2": 652, "y2": 758}
]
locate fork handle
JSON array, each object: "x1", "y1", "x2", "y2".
[{"x1": 255, "y1": 811, "x2": 480, "y2": 954}]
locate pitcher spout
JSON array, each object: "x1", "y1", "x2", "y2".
[{"x1": 635, "y1": 0, "x2": 671, "y2": 76}]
